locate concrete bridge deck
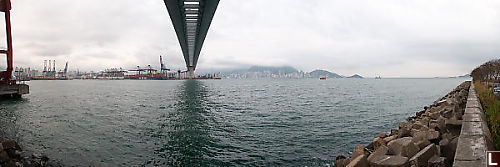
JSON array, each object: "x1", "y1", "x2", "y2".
[{"x1": 164, "y1": 0, "x2": 220, "y2": 78}]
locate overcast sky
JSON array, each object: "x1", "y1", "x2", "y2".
[{"x1": 5, "y1": 0, "x2": 500, "y2": 77}]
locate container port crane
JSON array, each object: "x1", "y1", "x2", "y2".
[
  {"x1": 57, "y1": 61, "x2": 68, "y2": 77},
  {"x1": 30, "y1": 60, "x2": 71, "y2": 80},
  {"x1": 160, "y1": 55, "x2": 170, "y2": 75},
  {"x1": 64, "y1": 61, "x2": 68, "y2": 77}
]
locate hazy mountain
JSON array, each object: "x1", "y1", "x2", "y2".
[
  {"x1": 247, "y1": 66, "x2": 299, "y2": 74},
  {"x1": 444, "y1": 74, "x2": 472, "y2": 79},
  {"x1": 217, "y1": 66, "x2": 359, "y2": 79},
  {"x1": 347, "y1": 74, "x2": 364, "y2": 78},
  {"x1": 308, "y1": 70, "x2": 342, "y2": 78},
  {"x1": 217, "y1": 65, "x2": 304, "y2": 78}
]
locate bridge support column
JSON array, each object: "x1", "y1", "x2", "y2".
[{"x1": 188, "y1": 66, "x2": 195, "y2": 79}]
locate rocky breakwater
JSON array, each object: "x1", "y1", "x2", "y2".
[
  {"x1": 0, "y1": 138, "x2": 48, "y2": 167},
  {"x1": 335, "y1": 81, "x2": 471, "y2": 167}
]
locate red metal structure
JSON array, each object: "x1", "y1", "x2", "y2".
[
  {"x1": 0, "y1": 0, "x2": 28, "y2": 98},
  {"x1": 0, "y1": 0, "x2": 13, "y2": 83}
]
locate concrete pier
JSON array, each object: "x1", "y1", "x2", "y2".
[{"x1": 0, "y1": 83, "x2": 29, "y2": 98}]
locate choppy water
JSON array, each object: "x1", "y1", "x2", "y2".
[{"x1": 0, "y1": 78, "x2": 466, "y2": 166}]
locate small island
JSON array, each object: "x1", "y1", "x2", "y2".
[{"x1": 347, "y1": 74, "x2": 364, "y2": 78}]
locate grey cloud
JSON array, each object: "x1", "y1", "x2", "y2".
[{"x1": 7, "y1": 0, "x2": 500, "y2": 77}]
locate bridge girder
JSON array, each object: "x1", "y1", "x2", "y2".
[{"x1": 164, "y1": 0, "x2": 220, "y2": 74}]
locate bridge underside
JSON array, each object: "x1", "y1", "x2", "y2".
[{"x1": 164, "y1": 0, "x2": 220, "y2": 78}]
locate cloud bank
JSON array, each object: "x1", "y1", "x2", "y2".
[{"x1": 6, "y1": 0, "x2": 500, "y2": 77}]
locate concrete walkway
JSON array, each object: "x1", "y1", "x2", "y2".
[{"x1": 453, "y1": 83, "x2": 495, "y2": 166}]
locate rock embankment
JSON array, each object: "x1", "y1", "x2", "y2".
[
  {"x1": 0, "y1": 138, "x2": 48, "y2": 167},
  {"x1": 335, "y1": 81, "x2": 471, "y2": 167}
]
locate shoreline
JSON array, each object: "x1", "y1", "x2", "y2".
[
  {"x1": 0, "y1": 138, "x2": 48, "y2": 167},
  {"x1": 335, "y1": 81, "x2": 472, "y2": 167}
]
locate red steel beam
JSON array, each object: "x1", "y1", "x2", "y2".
[{"x1": 0, "y1": 0, "x2": 12, "y2": 82}]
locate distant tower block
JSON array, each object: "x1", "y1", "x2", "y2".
[
  {"x1": 43, "y1": 60, "x2": 47, "y2": 73},
  {"x1": 164, "y1": 0, "x2": 220, "y2": 79}
]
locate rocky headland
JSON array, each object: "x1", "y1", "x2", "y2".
[{"x1": 335, "y1": 81, "x2": 471, "y2": 167}]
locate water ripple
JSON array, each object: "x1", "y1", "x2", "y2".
[{"x1": 0, "y1": 78, "x2": 468, "y2": 166}]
